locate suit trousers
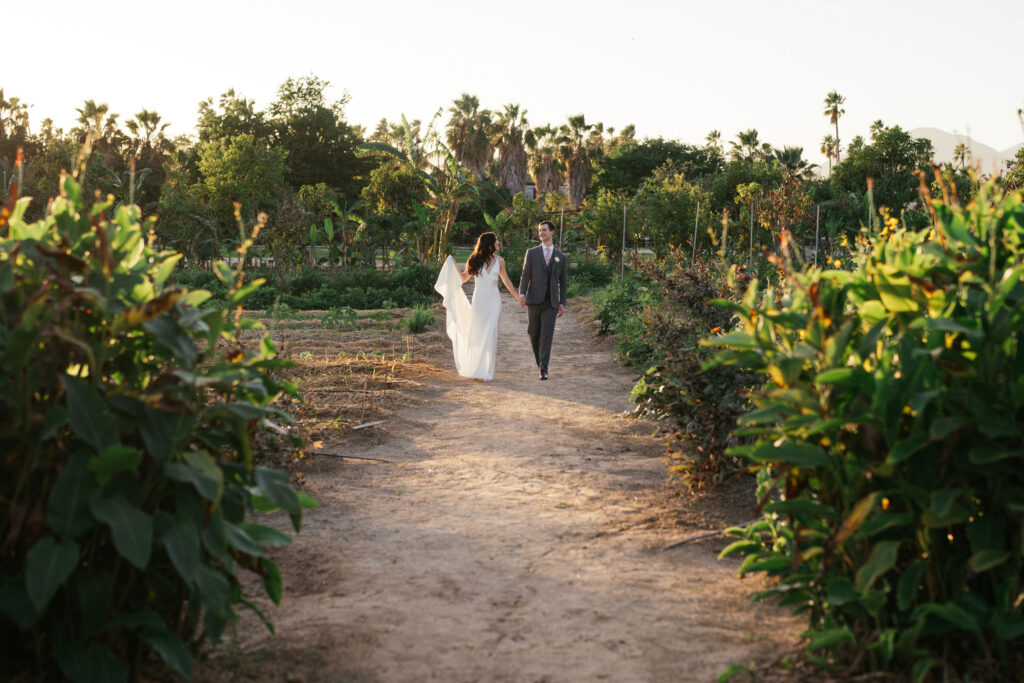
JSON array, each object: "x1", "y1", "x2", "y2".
[{"x1": 526, "y1": 301, "x2": 557, "y2": 371}]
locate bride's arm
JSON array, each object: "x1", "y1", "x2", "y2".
[
  {"x1": 498, "y1": 258, "x2": 523, "y2": 301},
  {"x1": 459, "y1": 262, "x2": 473, "y2": 284}
]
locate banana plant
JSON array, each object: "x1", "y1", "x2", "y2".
[{"x1": 357, "y1": 114, "x2": 477, "y2": 263}]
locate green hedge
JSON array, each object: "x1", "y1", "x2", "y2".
[{"x1": 172, "y1": 262, "x2": 439, "y2": 310}]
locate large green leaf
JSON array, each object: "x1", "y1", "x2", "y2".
[
  {"x1": 88, "y1": 445, "x2": 142, "y2": 485},
  {"x1": 968, "y1": 549, "x2": 1011, "y2": 572},
  {"x1": 886, "y1": 433, "x2": 929, "y2": 464},
  {"x1": 139, "y1": 407, "x2": 195, "y2": 462},
  {"x1": 923, "y1": 488, "x2": 971, "y2": 527},
  {"x1": 805, "y1": 627, "x2": 855, "y2": 652},
  {"x1": 763, "y1": 500, "x2": 838, "y2": 518},
  {"x1": 165, "y1": 450, "x2": 223, "y2": 501},
  {"x1": 224, "y1": 520, "x2": 266, "y2": 558},
  {"x1": 854, "y1": 540, "x2": 900, "y2": 593},
  {"x1": 90, "y1": 495, "x2": 153, "y2": 568},
  {"x1": 991, "y1": 614, "x2": 1024, "y2": 641},
  {"x1": 64, "y1": 375, "x2": 119, "y2": 452},
  {"x1": 195, "y1": 564, "x2": 230, "y2": 619},
  {"x1": 261, "y1": 558, "x2": 283, "y2": 604},
  {"x1": 141, "y1": 627, "x2": 193, "y2": 679},
  {"x1": 47, "y1": 455, "x2": 97, "y2": 539},
  {"x1": 25, "y1": 538, "x2": 79, "y2": 612},
  {"x1": 53, "y1": 642, "x2": 128, "y2": 683},
  {"x1": 913, "y1": 601, "x2": 981, "y2": 633},
  {"x1": 254, "y1": 467, "x2": 301, "y2": 517},
  {"x1": 143, "y1": 315, "x2": 197, "y2": 366},
  {"x1": 156, "y1": 511, "x2": 200, "y2": 582},
  {"x1": 897, "y1": 560, "x2": 928, "y2": 611},
  {"x1": 239, "y1": 522, "x2": 293, "y2": 547},
  {"x1": 750, "y1": 442, "x2": 829, "y2": 468}
]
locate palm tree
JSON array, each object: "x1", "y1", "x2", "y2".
[
  {"x1": 527, "y1": 124, "x2": 564, "y2": 199},
  {"x1": 773, "y1": 146, "x2": 817, "y2": 180},
  {"x1": 492, "y1": 104, "x2": 530, "y2": 196},
  {"x1": 446, "y1": 93, "x2": 492, "y2": 180},
  {"x1": 847, "y1": 135, "x2": 866, "y2": 155},
  {"x1": 0, "y1": 89, "x2": 30, "y2": 143},
  {"x1": 730, "y1": 129, "x2": 761, "y2": 162},
  {"x1": 560, "y1": 114, "x2": 603, "y2": 207},
  {"x1": 705, "y1": 129, "x2": 722, "y2": 153},
  {"x1": 870, "y1": 119, "x2": 885, "y2": 140},
  {"x1": 953, "y1": 142, "x2": 968, "y2": 170},
  {"x1": 820, "y1": 134, "x2": 837, "y2": 174},
  {"x1": 125, "y1": 109, "x2": 170, "y2": 155},
  {"x1": 75, "y1": 99, "x2": 110, "y2": 136},
  {"x1": 604, "y1": 124, "x2": 636, "y2": 153},
  {"x1": 823, "y1": 90, "x2": 846, "y2": 163}
]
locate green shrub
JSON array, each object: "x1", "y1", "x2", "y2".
[
  {"x1": 711, "y1": 179, "x2": 1024, "y2": 678},
  {"x1": 400, "y1": 305, "x2": 436, "y2": 333},
  {"x1": 568, "y1": 258, "x2": 616, "y2": 296},
  {"x1": 590, "y1": 273, "x2": 652, "y2": 336},
  {"x1": 0, "y1": 179, "x2": 314, "y2": 680},
  {"x1": 172, "y1": 263, "x2": 437, "y2": 311},
  {"x1": 626, "y1": 250, "x2": 759, "y2": 487},
  {"x1": 391, "y1": 261, "x2": 441, "y2": 295}
]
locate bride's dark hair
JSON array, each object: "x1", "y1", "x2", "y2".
[{"x1": 466, "y1": 232, "x2": 498, "y2": 276}]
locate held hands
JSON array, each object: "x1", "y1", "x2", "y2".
[
  {"x1": 557, "y1": 304, "x2": 565, "y2": 318},
  {"x1": 517, "y1": 294, "x2": 526, "y2": 307}
]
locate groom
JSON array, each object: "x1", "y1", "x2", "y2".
[{"x1": 518, "y1": 220, "x2": 567, "y2": 380}]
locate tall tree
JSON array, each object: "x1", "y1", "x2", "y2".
[
  {"x1": 267, "y1": 75, "x2": 370, "y2": 200},
  {"x1": 125, "y1": 109, "x2": 170, "y2": 156},
  {"x1": 526, "y1": 124, "x2": 564, "y2": 199},
  {"x1": 823, "y1": 90, "x2": 846, "y2": 163},
  {"x1": 953, "y1": 142, "x2": 968, "y2": 170},
  {"x1": 820, "y1": 134, "x2": 837, "y2": 174},
  {"x1": 445, "y1": 93, "x2": 492, "y2": 180},
  {"x1": 870, "y1": 119, "x2": 885, "y2": 140},
  {"x1": 847, "y1": 135, "x2": 866, "y2": 155},
  {"x1": 705, "y1": 129, "x2": 722, "y2": 153},
  {"x1": 196, "y1": 89, "x2": 270, "y2": 142},
  {"x1": 730, "y1": 129, "x2": 762, "y2": 163},
  {"x1": 773, "y1": 146, "x2": 816, "y2": 180},
  {"x1": 492, "y1": 104, "x2": 529, "y2": 196},
  {"x1": 560, "y1": 114, "x2": 603, "y2": 207}
]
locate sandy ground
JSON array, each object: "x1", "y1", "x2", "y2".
[{"x1": 201, "y1": 291, "x2": 801, "y2": 683}]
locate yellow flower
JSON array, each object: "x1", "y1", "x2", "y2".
[{"x1": 833, "y1": 259, "x2": 841, "y2": 267}]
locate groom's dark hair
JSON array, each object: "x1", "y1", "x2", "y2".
[{"x1": 538, "y1": 220, "x2": 555, "y2": 231}]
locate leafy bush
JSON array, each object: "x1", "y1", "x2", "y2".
[
  {"x1": 627, "y1": 250, "x2": 759, "y2": 487},
  {"x1": 590, "y1": 273, "x2": 652, "y2": 336},
  {"x1": 400, "y1": 305, "x2": 436, "y2": 333},
  {"x1": 711, "y1": 179, "x2": 1024, "y2": 679},
  {"x1": 0, "y1": 179, "x2": 314, "y2": 680},
  {"x1": 568, "y1": 257, "x2": 616, "y2": 296}
]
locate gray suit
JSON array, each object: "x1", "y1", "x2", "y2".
[{"x1": 518, "y1": 244, "x2": 567, "y2": 373}]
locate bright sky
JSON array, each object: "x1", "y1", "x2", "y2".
[{"x1": 8, "y1": 0, "x2": 1023, "y2": 169}]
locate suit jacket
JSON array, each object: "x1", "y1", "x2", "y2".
[{"x1": 519, "y1": 244, "x2": 567, "y2": 307}]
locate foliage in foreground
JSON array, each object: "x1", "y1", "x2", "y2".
[
  {"x1": 0, "y1": 180, "x2": 315, "y2": 681},
  {"x1": 712, "y1": 178, "x2": 1024, "y2": 679}
]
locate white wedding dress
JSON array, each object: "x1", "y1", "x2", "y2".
[{"x1": 434, "y1": 255, "x2": 501, "y2": 381}]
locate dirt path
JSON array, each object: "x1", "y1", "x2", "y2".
[{"x1": 208, "y1": 292, "x2": 800, "y2": 682}]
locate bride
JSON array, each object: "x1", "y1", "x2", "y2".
[{"x1": 434, "y1": 232, "x2": 524, "y2": 382}]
